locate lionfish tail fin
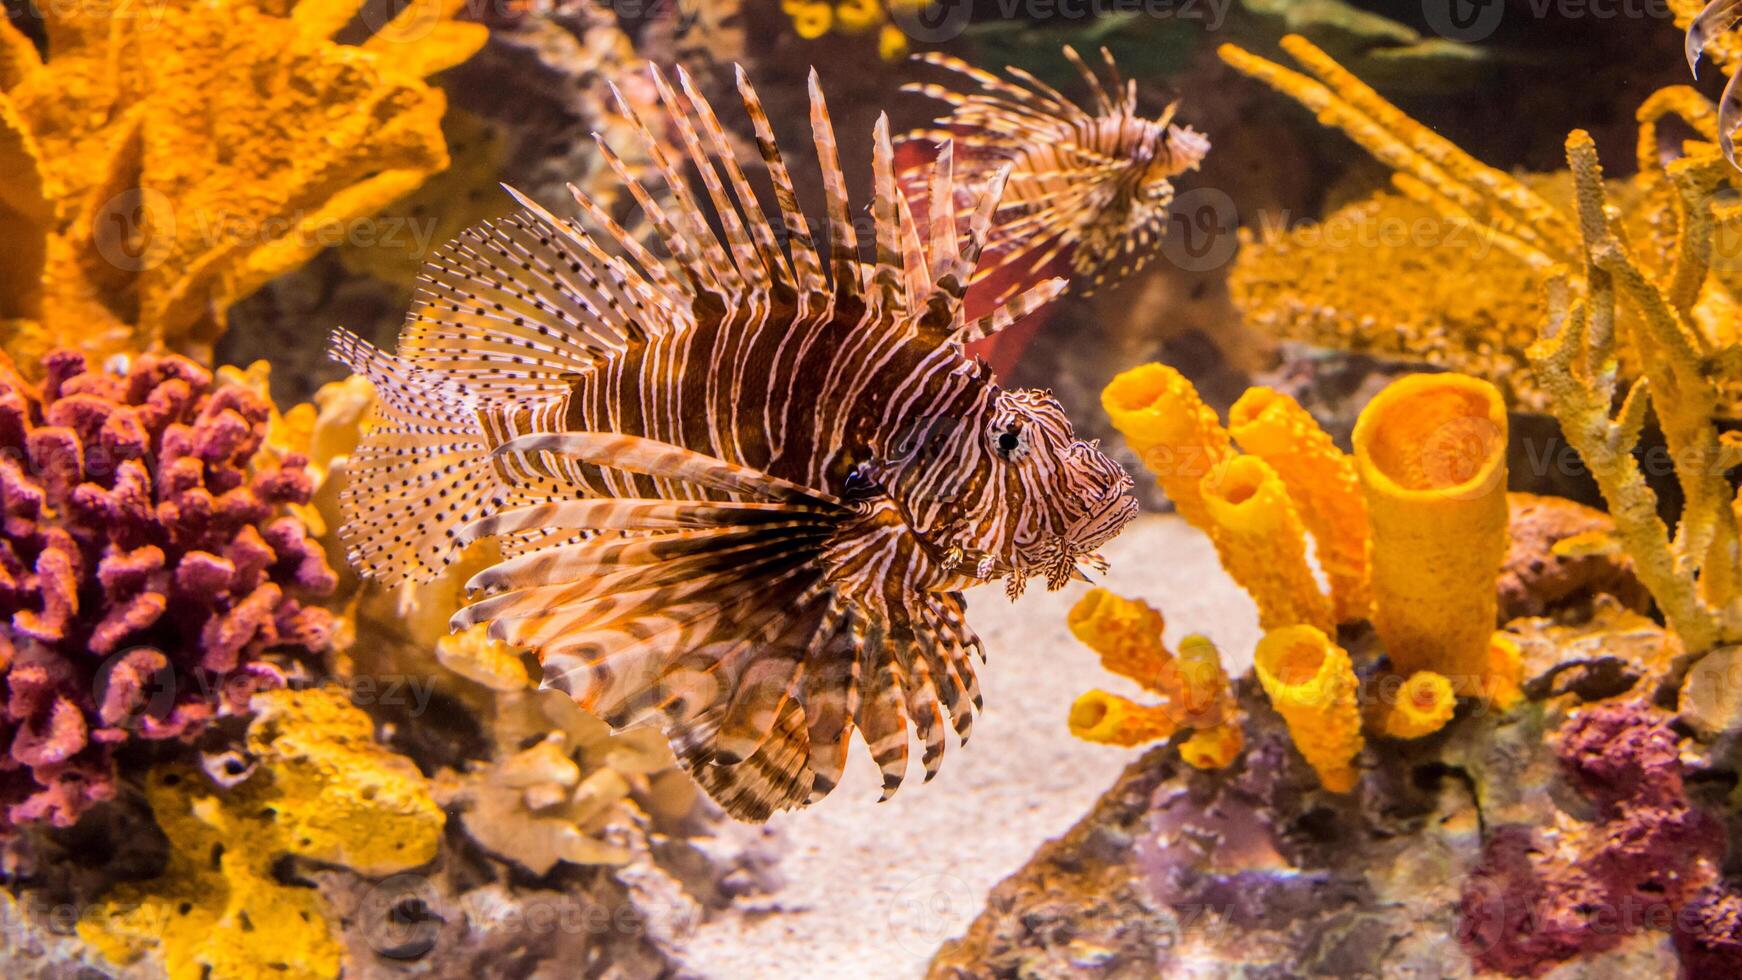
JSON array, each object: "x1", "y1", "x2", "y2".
[{"x1": 328, "y1": 329, "x2": 504, "y2": 585}]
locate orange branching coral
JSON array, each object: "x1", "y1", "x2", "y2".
[
  {"x1": 1254, "y1": 624, "x2": 1363, "y2": 792},
  {"x1": 1377, "y1": 670, "x2": 1456, "y2": 740},
  {"x1": 1229, "y1": 386, "x2": 1372, "y2": 623},
  {"x1": 1200, "y1": 455, "x2": 1334, "y2": 634},
  {"x1": 1529, "y1": 130, "x2": 1742, "y2": 656},
  {"x1": 1353, "y1": 373, "x2": 1509, "y2": 688},
  {"x1": 1066, "y1": 590, "x2": 1241, "y2": 768},
  {"x1": 0, "y1": 0, "x2": 486, "y2": 369},
  {"x1": 1104, "y1": 363, "x2": 1237, "y2": 535}
]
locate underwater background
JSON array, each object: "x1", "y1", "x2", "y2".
[{"x1": 5, "y1": 0, "x2": 1742, "y2": 976}]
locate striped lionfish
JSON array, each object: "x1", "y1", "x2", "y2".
[
  {"x1": 330, "y1": 67, "x2": 1138, "y2": 820},
  {"x1": 1687, "y1": 0, "x2": 1742, "y2": 165},
  {"x1": 901, "y1": 46, "x2": 1210, "y2": 299}
]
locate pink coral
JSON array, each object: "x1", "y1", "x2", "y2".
[
  {"x1": 0, "y1": 351, "x2": 335, "y2": 832},
  {"x1": 1458, "y1": 702, "x2": 1723, "y2": 976}
]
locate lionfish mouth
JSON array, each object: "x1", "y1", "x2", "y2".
[{"x1": 1070, "y1": 483, "x2": 1139, "y2": 555}]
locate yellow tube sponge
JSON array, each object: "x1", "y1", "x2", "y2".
[
  {"x1": 1103, "y1": 363, "x2": 1236, "y2": 533},
  {"x1": 1179, "y1": 722, "x2": 1244, "y2": 770},
  {"x1": 1379, "y1": 671, "x2": 1457, "y2": 739},
  {"x1": 1353, "y1": 373, "x2": 1509, "y2": 686},
  {"x1": 1200, "y1": 455, "x2": 1334, "y2": 634},
  {"x1": 1254, "y1": 625, "x2": 1363, "y2": 792},
  {"x1": 1067, "y1": 588, "x2": 1174, "y2": 692},
  {"x1": 1230, "y1": 387, "x2": 1373, "y2": 623},
  {"x1": 1485, "y1": 632, "x2": 1526, "y2": 712},
  {"x1": 1066, "y1": 593, "x2": 1241, "y2": 764},
  {"x1": 1068, "y1": 690, "x2": 1179, "y2": 747}
]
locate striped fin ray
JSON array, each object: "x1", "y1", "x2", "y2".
[
  {"x1": 809, "y1": 69, "x2": 863, "y2": 296},
  {"x1": 954, "y1": 277, "x2": 1069, "y2": 347},
  {"x1": 737, "y1": 65, "x2": 828, "y2": 298},
  {"x1": 677, "y1": 65, "x2": 794, "y2": 288}
]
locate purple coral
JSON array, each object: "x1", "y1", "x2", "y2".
[
  {"x1": 0, "y1": 351, "x2": 335, "y2": 832},
  {"x1": 1458, "y1": 701, "x2": 1723, "y2": 976}
]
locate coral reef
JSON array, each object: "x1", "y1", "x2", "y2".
[
  {"x1": 1220, "y1": 35, "x2": 1742, "y2": 415},
  {"x1": 1531, "y1": 129, "x2": 1742, "y2": 656},
  {"x1": 933, "y1": 611, "x2": 1742, "y2": 978},
  {"x1": 77, "y1": 687, "x2": 443, "y2": 980},
  {"x1": 1102, "y1": 364, "x2": 1524, "y2": 787},
  {"x1": 0, "y1": 0, "x2": 486, "y2": 369},
  {"x1": 0, "y1": 350, "x2": 335, "y2": 832},
  {"x1": 1065, "y1": 589, "x2": 1242, "y2": 769},
  {"x1": 1353, "y1": 372, "x2": 1509, "y2": 684},
  {"x1": 1459, "y1": 701, "x2": 1722, "y2": 974}
]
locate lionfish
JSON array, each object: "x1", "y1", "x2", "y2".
[
  {"x1": 330, "y1": 66, "x2": 1138, "y2": 820},
  {"x1": 900, "y1": 45, "x2": 1210, "y2": 300},
  {"x1": 1687, "y1": 0, "x2": 1742, "y2": 165}
]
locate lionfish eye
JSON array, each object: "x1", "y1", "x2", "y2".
[{"x1": 995, "y1": 427, "x2": 1022, "y2": 458}]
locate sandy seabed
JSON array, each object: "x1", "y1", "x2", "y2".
[{"x1": 682, "y1": 514, "x2": 1261, "y2": 979}]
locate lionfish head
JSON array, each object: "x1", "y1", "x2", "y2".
[{"x1": 904, "y1": 388, "x2": 1136, "y2": 595}]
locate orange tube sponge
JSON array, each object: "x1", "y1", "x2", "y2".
[
  {"x1": 1200, "y1": 455, "x2": 1334, "y2": 633},
  {"x1": 1254, "y1": 625, "x2": 1363, "y2": 792},
  {"x1": 1103, "y1": 363, "x2": 1236, "y2": 533},
  {"x1": 1230, "y1": 387, "x2": 1372, "y2": 623},
  {"x1": 1353, "y1": 373, "x2": 1509, "y2": 687},
  {"x1": 1378, "y1": 671, "x2": 1457, "y2": 739},
  {"x1": 1179, "y1": 722, "x2": 1244, "y2": 770},
  {"x1": 1067, "y1": 588, "x2": 1173, "y2": 691},
  {"x1": 1485, "y1": 632, "x2": 1526, "y2": 711},
  {"x1": 1068, "y1": 690, "x2": 1179, "y2": 746}
]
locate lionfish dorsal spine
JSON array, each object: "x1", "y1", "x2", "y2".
[{"x1": 736, "y1": 64, "x2": 829, "y2": 299}]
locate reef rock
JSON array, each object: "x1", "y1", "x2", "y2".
[{"x1": 930, "y1": 611, "x2": 1742, "y2": 978}]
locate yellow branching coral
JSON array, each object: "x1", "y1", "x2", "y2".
[
  {"x1": 78, "y1": 688, "x2": 444, "y2": 980},
  {"x1": 1228, "y1": 386, "x2": 1372, "y2": 623},
  {"x1": 1104, "y1": 363, "x2": 1237, "y2": 534},
  {"x1": 0, "y1": 0, "x2": 486, "y2": 369},
  {"x1": 1529, "y1": 130, "x2": 1742, "y2": 655},
  {"x1": 1353, "y1": 373, "x2": 1509, "y2": 687},
  {"x1": 1066, "y1": 590, "x2": 1240, "y2": 768},
  {"x1": 1200, "y1": 455, "x2": 1334, "y2": 634},
  {"x1": 1377, "y1": 671, "x2": 1456, "y2": 740},
  {"x1": 1254, "y1": 625, "x2": 1363, "y2": 792},
  {"x1": 1219, "y1": 35, "x2": 1742, "y2": 414}
]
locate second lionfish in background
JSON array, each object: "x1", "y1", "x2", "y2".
[{"x1": 900, "y1": 45, "x2": 1210, "y2": 306}]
